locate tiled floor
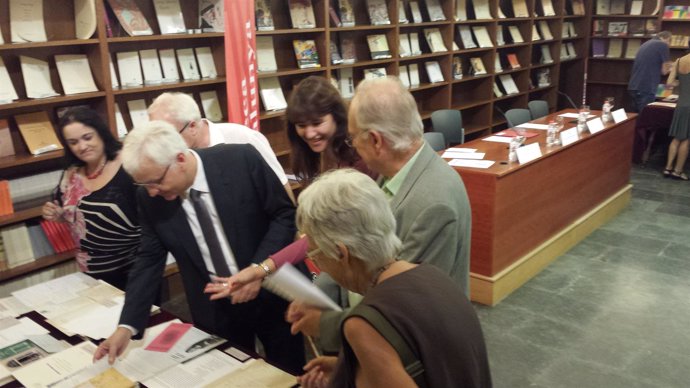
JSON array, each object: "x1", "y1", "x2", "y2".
[{"x1": 476, "y1": 152, "x2": 690, "y2": 388}]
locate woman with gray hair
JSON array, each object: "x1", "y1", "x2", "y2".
[{"x1": 294, "y1": 169, "x2": 491, "y2": 388}]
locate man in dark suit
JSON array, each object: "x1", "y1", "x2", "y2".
[{"x1": 93, "y1": 120, "x2": 304, "y2": 373}]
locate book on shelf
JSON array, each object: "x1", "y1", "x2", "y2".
[
  {"x1": 340, "y1": 37, "x2": 357, "y2": 64},
  {"x1": 410, "y1": 1, "x2": 424, "y2": 23},
  {"x1": 532, "y1": 24, "x2": 541, "y2": 41},
  {"x1": 566, "y1": 42, "x2": 576, "y2": 58},
  {"x1": 536, "y1": 68, "x2": 551, "y2": 87},
  {"x1": 116, "y1": 51, "x2": 144, "y2": 87},
  {"x1": 610, "y1": 0, "x2": 626, "y2": 14},
  {"x1": 289, "y1": 0, "x2": 316, "y2": 28},
  {"x1": 256, "y1": 36, "x2": 278, "y2": 72},
  {"x1": 195, "y1": 47, "x2": 217, "y2": 79},
  {"x1": 425, "y1": 61, "x2": 444, "y2": 83},
  {"x1": 625, "y1": 39, "x2": 641, "y2": 58},
  {"x1": 494, "y1": 56, "x2": 503, "y2": 72},
  {"x1": 152, "y1": 0, "x2": 186, "y2": 34},
  {"x1": 138, "y1": 49, "x2": 164, "y2": 85},
  {"x1": 106, "y1": 0, "x2": 153, "y2": 36},
  {"x1": 109, "y1": 56, "x2": 119, "y2": 88},
  {"x1": 671, "y1": 35, "x2": 689, "y2": 48},
  {"x1": 493, "y1": 82, "x2": 503, "y2": 97},
  {"x1": 159, "y1": 48, "x2": 180, "y2": 82},
  {"x1": 9, "y1": 0, "x2": 48, "y2": 43},
  {"x1": 398, "y1": 0, "x2": 409, "y2": 23},
  {"x1": 568, "y1": 22, "x2": 577, "y2": 37},
  {"x1": 645, "y1": 20, "x2": 658, "y2": 35},
  {"x1": 1, "y1": 224, "x2": 35, "y2": 268},
  {"x1": 496, "y1": 26, "x2": 505, "y2": 46},
  {"x1": 472, "y1": 26, "x2": 493, "y2": 48},
  {"x1": 499, "y1": 74, "x2": 519, "y2": 94},
  {"x1": 14, "y1": 111, "x2": 63, "y2": 155},
  {"x1": 571, "y1": 0, "x2": 585, "y2": 15},
  {"x1": 74, "y1": 0, "x2": 98, "y2": 39},
  {"x1": 339, "y1": 0, "x2": 355, "y2": 26},
  {"x1": 127, "y1": 99, "x2": 149, "y2": 128},
  {"x1": 424, "y1": 28, "x2": 448, "y2": 52},
  {"x1": 656, "y1": 83, "x2": 673, "y2": 98},
  {"x1": 0, "y1": 180, "x2": 13, "y2": 216},
  {"x1": 540, "y1": 0, "x2": 556, "y2": 16},
  {"x1": 592, "y1": 20, "x2": 606, "y2": 36},
  {"x1": 20, "y1": 56, "x2": 59, "y2": 99},
  {"x1": 538, "y1": 21, "x2": 553, "y2": 40},
  {"x1": 330, "y1": 5, "x2": 342, "y2": 26},
  {"x1": 399, "y1": 34, "x2": 413, "y2": 57},
  {"x1": 458, "y1": 26, "x2": 477, "y2": 49},
  {"x1": 0, "y1": 120, "x2": 15, "y2": 159},
  {"x1": 540, "y1": 45, "x2": 553, "y2": 64},
  {"x1": 452, "y1": 40, "x2": 459, "y2": 50},
  {"x1": 410, "y1": 32, "x2": 422, "y2": 55},
  {"x1": 473, "y1": 0, "x2": 492, "y2": 19},
  {"x1": 513, "y1": 0, "x2": 529, "y2": 17},
  {"x1": 508, "y1": 25, "x2": 524, "y2": 43},
  {"x1": 0, "y1": 58, "x2": 19, "y2": 103},
  {"x1": 452, "y1": 57, "x2": 463, "y2": 79},
  {"x1": 607, "y1": 38, "x2": 623, "y2": 58},
  {"x1": 560, "y1": 44, "x2": 569, "y2": 60},
  {"x1": 330, "y1": 40, "x2": 343, "y2": 64},
  {"x1": 426, "y1": 0, "x2": 446, "y2": 21},
  {"x1": 630, "y1": 0, "x2": 643, "y2": 15},
  {"x1": 562, "y1": 22, "x2": 572, "y2": 38},
  {"x1": 200, "y1": 90, "x2": 223, "y2": 122},
  {"x1": 367, "y1": 0, "x2": 391, "y2": 25},
  {"x1": 592, "y1": 39, "x2": 606, "y2": 57},
  {"x1": 608, "y1": 21, "x2": 628, "y2": 36},
  {"x1": 628, "y1": 20, "x2": 644, "y2": 36},
  {"x1": 663, "y1": 5, "x2": 688, "y2": 19},
  {"x1": 27, "y1": 223, "x2": 55, "y2": 260},
  {"x1": 199, "y1": 0, "x2": 224, "y2": 32},
  {"x1": 596, "y1": 0, "x2": 611, "y2": 15},
  {"x1": 367, "y1": 34, "x2": 392, "y2": 59},
  {"x1": 293, "y1": 40, "x2": 321, "y2": 68},
  {"x1": 470, "y1": 57, "x2": 487, "y2": 75},
  {"x1": 399, "y1": 65, "x2": 411, "y2": 88},
  {"x1": 55, "y1": 54, "x2": 98, "y2": 95},
  {"x1": 176, "y1": 48, "x2": 201, "y2": 80},
  {"x1": 337, "y1": 68, "x2": 355, "y2": 98},
  {"x1": 255, "y1": 0, "x2": 275, "y2": 31},
  {"x1": 114, "y1": 104, "x2": 127, "y2": 137},
  {"x1": 363, "y1": 67, "x2": 387, "y2": 80},
  {"x1": 409, "y1": 63, "x2": 421, "y2": 86},
  {"x1": 7, "y1": 169, "x2": 61, "y2": 207},
  {"x1": 507, "y1": 53, "x2": 520, "y2": 69},
  {"x1": 455, "y1": 0, "x2": 467, "y2": 21},
  {"x1": 259, "y1": 77, "x2": 287, "y2": 111}
]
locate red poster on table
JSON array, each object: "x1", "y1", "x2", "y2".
[
  {"x1": 145, "y1": 323, "x2": 193, "y2": 352},
  {"x1": 225, "y1": 0, "x2": 260, "y2": 130}
]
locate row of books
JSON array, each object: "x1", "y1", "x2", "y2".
[
  {"x1": 670, "y1": 34, "x2": 690, "y2": 48},
  {"x1": 3, "y1": 0, "x2": 96, "y2": 42},
  {"x1": 593, "y1": 20, "x2": 657, "y2": 37},
  {"x1": 596, "y1": 0, "x2": 651, "y2": 15},
  {"x1": 0, "y1": 220, "x2": 75, "y2": 270},
  {"x1": 592, "y1": 38, "x2": 643, "y2": 59},
  {"x1": 1, "y1": 169, "x2": 62, "y2": 210},
  {"x1": 663, "y1": 5, "x2": 690, "y2": 20},
  {"x1": 257, "y1": 0, "x2": 401, "y2": 30}
]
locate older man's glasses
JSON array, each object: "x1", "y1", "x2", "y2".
[
  {"x1": 344, "y1": 129, "x2": 370, "y2": 147},
  {"x1": 133, "y1": 164, "x2": 171, "y2": 188},
  {"x1": 179, "y1": 121, "x2": 192, "y2": 134}
]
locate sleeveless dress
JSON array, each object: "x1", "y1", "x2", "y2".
[{"x1": 668, "y1": 72, "x2": 690, "y2": 140}]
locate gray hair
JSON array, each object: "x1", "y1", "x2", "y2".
[
  {"x1": 296, "y1": 169, "x2": 401, "y2": 271},
  {"x1": 122, "y1": 120, "x2": 188, "y2": 176},
  {"x1": 351, "y1": 76, "x2": 423, "y2": 152},
  {"x1": 148, "y1": 92, "x2": 201, "y2": 125},
  {"x1": 658, "y1": 31, "x2": 672, "y2": 41}
]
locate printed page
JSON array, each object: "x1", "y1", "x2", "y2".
[
  {"x1": 262, "y1": 264, "x2": 342, "y2": 311},
  {"x1": 142, "y1": 350, "x2": 242, "y2": 388},
  {"x1": 20, "y1": 56, "x2": 59, "y2": 98},
  {"x1": 55, "y1": 54, "x2": 98, "y2": 95},
  {"x1": 10, "y1": 0, "x2": 47, "y2": 42}
]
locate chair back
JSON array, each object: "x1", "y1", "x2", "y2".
[
  {"x1": 528, "y1": 100, "x2": 549, "y2": 119},
  {"x1": 430, "y1": 109, "x2": 464, "y2": 146},
  {"x1": 423, "y1": 132, "x2": 446, "y2": 151},
  {"x1": 504, "y1": 108, "x2": 531, "y2": 127}
]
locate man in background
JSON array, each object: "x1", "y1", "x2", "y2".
[
  {"x1": 628, "y1": 31, "x2": 673, "y2": 112},
  {"x1": 148, "y1": 92, "x2": 295, "y2": 204}
]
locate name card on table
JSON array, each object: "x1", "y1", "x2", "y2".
[
  {"x1": 560, "y1": 127, "x2": 580, "y2": 146},
  {"x1": 586, "y1": 117, "x2": 605, "y2": 134},
  {"x1": 441, "y1": 151, "x2": 486, "y2": 159},
  {"x1": 448, "y1": 159, "x2": 495, "y2": 169},
  {"x1": 611, "y1": 108, "x2": 627, "y2": 123},
  {"x1": 516, "y1": 142, "x2": 542, "y2": 164}
]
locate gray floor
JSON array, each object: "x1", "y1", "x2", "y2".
[
  {"x1": 476, "y1": 151, "x2": 690, "y2": 388},
  {"x1": 163, "y1": 151, "x2": 690, "y2": 387}
]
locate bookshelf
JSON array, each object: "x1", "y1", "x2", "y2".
[{"x1": 0, "y1": 0, "x2": 226, "y2": 282}]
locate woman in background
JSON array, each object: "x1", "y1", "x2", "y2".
[
  {"x1": 42, "y1": 108, "x2": 140, "y2": 290},
  {"x1": 664, "y1": 54, "x2": 690, "y2": 180}
]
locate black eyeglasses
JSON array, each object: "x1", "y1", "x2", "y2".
[
  {"x1": 344, "y1": 129, "x2": 370, "y2": 147},
  {"x1": 179, "y1": 121, "x2": 192, "y2": 134},
  {"x1": 133, "y1": 164, "x2": 171, "y2": 187}
]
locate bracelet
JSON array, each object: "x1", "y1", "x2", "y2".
[{"x1": 252, "y1": 262, "x2": 272, "y2": 277}]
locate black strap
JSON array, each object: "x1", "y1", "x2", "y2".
[{"x1": 349, "y1": 304, "x2": 428, "y2": 388}]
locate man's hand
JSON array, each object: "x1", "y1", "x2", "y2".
[
  {"x1": 286, "y1": 302, "x2": 322, "y2": 337},
  {"x1": 297, "y1": 356, "x2": 337, "y2": 388},
  {"x1": 204, "y1": 264, "x2": 264, "y2": 303},
  {"x1": 93, "y1": 327, "x2": 133, "y2": 365}
]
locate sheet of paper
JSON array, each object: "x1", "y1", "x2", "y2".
[
  {"x1": 195, "y1": 47, "x2": 218, "y2": 78},
  {"x1": 74, "y1": 0, "x2": 97, "y2": 39},
  {"x1": 159, "y1": 49, "x2": 180, "y2": 82},
  {"x1": 142, "y1": 349, "x2": 243, "y2": 388},
  {"x1": 176, "y1": 48, "x2": 201, "y2": 80},
  {"x1": 611, "y1": 108, "x2": 627, "y2": 123},
  {"x1": 10, "y1": 0, "x2": 47, "y2": 42},
  {"x1": 13, "y1": 341, "x2": 97, "y2": 388},
  {"x1": 482, "y1": 136, "x2": 513, "y2": 143},
  {"x1": 12, "y1": 273, "x2": 98, "y2": 312},
  {"x1": 516, "y1": 123, "x2": 549, "y2": 130},
  {"x1": 116, "y1": 51, "x2": 144, "y2": 87},
  {"x1": 55, "y1": 54, "x2": 99, "y2": 95},
  {"x1": 446, "y1": 147, "x2": 477, "y2": 153},
  {"x1": 0, "y1": 58, "x2": 19, "y2": 102},
  {"x1": 140, "y1": 49, "x2": 164, "y2": 85},
  {"x1": 448, "y1": 159, "x2": 495, "y2": 169},
  {"x1": 262, "y1": 264, "x2": 342, "y2": 311},
  {"x1": 0, "y1": 297, "x2": 31, "y2": 318},
  {"x1": 205, "y1": 358, "x2": 296, "y2": 388},
  {"x1": 560, "y1": 127, "x2": 579, "y2": 146},
  {"x1": 586, "y1": 117, "x2": 605, "y2": 134},
  {"x1": 26, "y1": 334, "x2": 69, "y2": 354},
  {"x1": 127, "y1": 99, "x2": 149, "y2": 128},
  {"x1": 648, "y1": 101, "x2": 676, "y2": 108},
  {"x1": 442, "y1": 151, "x2": 485, "y2": 159},
  {"x1": 0, "y1": 317, "x2": 49, "y2": 348},
  {"x1": 200, "y1": 91, "x2": 223, "y2": 122},
  {"x1": 516, "y1": 142, "x2": 542, "y2": 164},
  {"x1": 20, "y1": 56, "x2": 59, "y2": 98},
  {"x1": 558, "y1": 113, "x2": 595, "y2": 118}
]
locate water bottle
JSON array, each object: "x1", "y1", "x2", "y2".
[
  {"x1": 602, "y1": 99, "x2": 612, "y2": 123},
  {"x1": 547, "y1": 120, "x2": 557, "y2": 146}
]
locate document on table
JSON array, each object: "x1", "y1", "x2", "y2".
[
  {"x1": 515, "y1": 123, "x2": 549, "y2": 130},
  {"x1": 445, "y1": 147, "x2": 477, "y2": 153},
  {"x1": 12, "y1": 273, "x2": 99, "y2": 312},
  {"x1": 482, "y1": 136, "x2": 513, "y2": 143},
  {"x1": 448, "y1": 159, "x2": 495, "y2": 168},
  {"x1": 442, "y1": 151, "x2": 486, "y2": 159},
  {"x1": 262, "y1": 263, "x2": 343, "y2": 311},
  {"x1": 142, "y1": 350, "x2": 244, "y2": 388},
  {"x1": 0, "y1": 297, "x2": 31, "y2": 318},
  {"x1": 558, "y1": 113, "x2": 595, "y2": 119},
  {"x1": 205, "y1": 358, "x2": 297, "y2": 388},
  {"x1": 13, "y1": 341, "x2": 96, "y2": 388}
]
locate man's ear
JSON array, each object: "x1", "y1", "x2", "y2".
[
  {"x1": 336, "y1": 242, "x2": 349, "y2": 262},
  {"x1": 368, "y1": 130, "x2": 385, "y2": 153}
]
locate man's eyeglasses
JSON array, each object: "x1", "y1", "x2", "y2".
[
  {"x1": 133, "y1": 164, "x2": 171, "y2": 187},
  {"x1": 344, "y1": 129, "x2": 369, "y2": 147},
  {"x1": 179, "y1": 121, "x2": 192, "y2": 134}
]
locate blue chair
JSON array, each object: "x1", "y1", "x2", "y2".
[
  {"x1": 504, "y1": 108, "x2": 531, "y2": 127},
  {"x1": 430, "y1": 109, "x2": 465, "y2": 146},
  {"x1": 423, "y1": 132, "x2": 446, "y2": 151},
  {"x1": 528, "y1": 100, "x2": 549, "y2": 119}
]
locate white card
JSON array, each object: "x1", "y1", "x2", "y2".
[
  {"x1": 442, "y1": 151, "x2": 485, "y2": 159},
  {"x1": 516, "y1": 142, "x2": 542, "y2": 164},
  {"x1": 611, "y1": 108, "x2": 627, "y2": 123},
  {"x1": 448, "y1": 159, "x2": 495, "y2": 168},
  {"x1": 586, "y1": 117, "x2": 605, "y2": 134},
  {"x1": 446, "y1": 147, "x2": 477, "y2": 153},
  {"x1": 560, "y1": 127, "x2": 579, "y2": 146},
  {"x1": 483, "y1": 135, "x2": 513, "y2": 143},
  {"x1": 516, "y1": 123, "x2": 549, "y2": 130}
]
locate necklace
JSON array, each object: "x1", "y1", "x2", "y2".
[
  {"x1": 85, "y1": 159, "x2": 107, "y2": 180},
  {"x1": 369, "y1": 260, "x2": 396, "y2": 289}
]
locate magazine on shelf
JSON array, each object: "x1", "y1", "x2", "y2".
[
  {"x1": 367, "y1": 0, "x2": 391, "y2": 24},
  {"x1": 139, "y1": 49, "x2": 164, "y2": 85},
  {"x1": 15, "y1": 111, "x2": 63, "y2": 155},
  {"x1": 399, "y1": 65, "x2": 411, "y2": 88},
  {"x1": 106, "y1": 0, "x2": 154, "y2": 36},
  {"x1": 255, "y1": 0, "x2": 274, "y2": 31},
  {"x1": 74, "y1": 0, "x2": 98, "y2": 39},
  {"x1": 425, "y1": 61, "x2": 444, "y2": 83},
  {"x1": 367, "y1": 34, "x2": 392, "y2": 59},
  {"x1": 259, "y1": 77, "x2": 287, "y2": 111},
  {"x1": 293, "y1": 40, "x2": 321, "y2": 68},
  {"x1": 410, "y1": 1, "x2": 424, "y2": 23},
  {"x1": 399, "y1": 33, "x2": 413, "y2": 57},
  {"x1": 20, "y1": 56, "x2": 59, "y2": 99},
  {"x1": 152, "y1": 0, "x2": 186, "y2": 34},
  {"x1": 339, "y1": 0, "x2": 355, "y2": 26},
  {"x1": 340, "y1": 37, "x2": 357, "y2": 64},
  {"x1": 199, "y1": 0, "x2": 224, "y2": 32},
  {"x1": 289, "y1": 0, "x2": 316, "y2": 28},
  {"x1": 256, "y1": 36, "x2": 278, "y2": 72},
  {"x1": 176, "y1": 48, "x2": 201, "y2": 80},
  {"x1": 452, "y1": 57, "x2": 463, "y2": 79},
  {"x1": 426, "y1": 0, "x2": 446, "y2": 21},
  {"x1": 55, "y1": 54, "x2": 98, "y2": 95},
  {"x1": 363, "y1": 67, "x2": 387, "y2": 80},
  {"x1": 409, "y1": 63, "x2": 420, "y2": 86},
  {"x1": 330, "y1": 40, "x2": 343, "y2": 64},
  {"x1": 424, "y1": 28, "x2": 448, "y2": 52}
]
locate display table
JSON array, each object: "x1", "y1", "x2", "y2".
[
  {"x1": 449, "y1": 109, "x2": 636, "y2": 305},
  {"x1": 633, "y1": 103, "x2": 674, "y2": 164}
]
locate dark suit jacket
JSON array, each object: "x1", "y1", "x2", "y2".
[{"x1": 120, "y1": 144, "x2": 296, "y2": 334}]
